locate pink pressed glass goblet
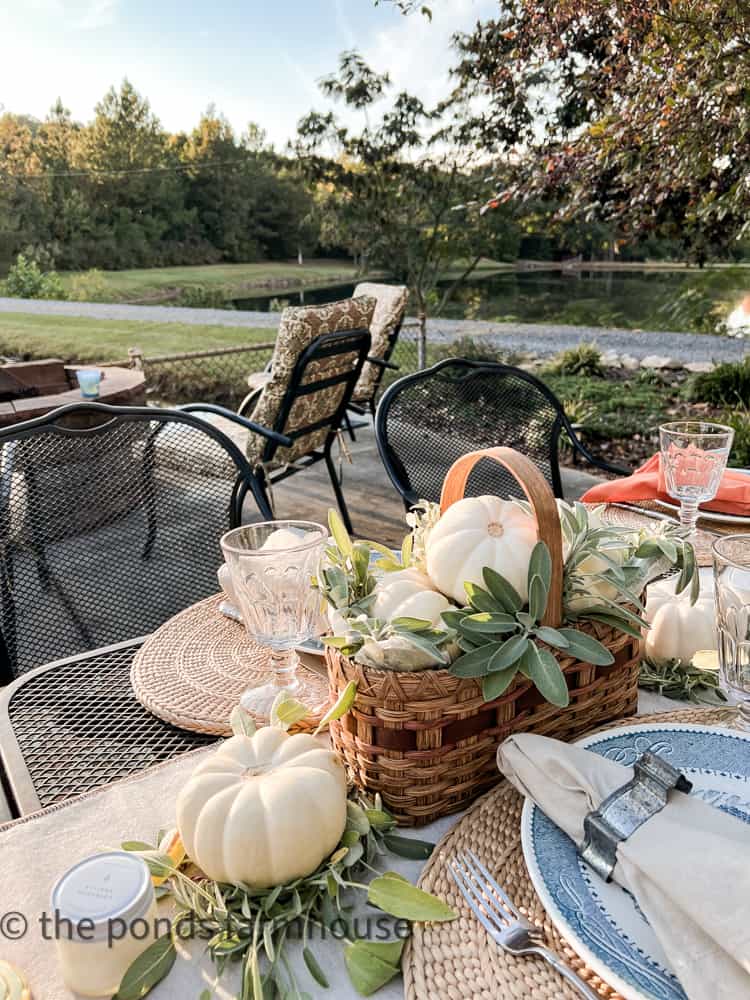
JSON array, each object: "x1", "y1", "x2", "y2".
[{"x1": 659, "y1": 421, "x2": 734, "y2": 538}]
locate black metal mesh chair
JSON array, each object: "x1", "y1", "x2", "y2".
[
  {"x1": 237, "y1": 327, "x2": 372, "y2": 532},
  {"x1": 0, "y1": 402, "x2": 282, "y2": 681},
  {"x1": 375, "y1": 358, "x2": 629, "y2": 507}
]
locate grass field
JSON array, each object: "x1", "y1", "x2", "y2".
[
  {"x1": 0, "y1": 312, "x2": 274, "y2": 362},
  {"x1": 58, "y1": 260, "x2": 366, "y2": 303}
]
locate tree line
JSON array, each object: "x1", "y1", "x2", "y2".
[{"x1": 0, "y1": 82, "x2": 316, "y2": 272}]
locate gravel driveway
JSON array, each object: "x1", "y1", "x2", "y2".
[{"x1": 1, "y1": 296, "x2": 747, "y2": 364}]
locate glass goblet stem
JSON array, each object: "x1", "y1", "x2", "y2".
[
  {"x1": 269, "y1": 648, "x2": 301, "y2": 692},
  {"x1": 679, "y1": 499, "x2": 700, "y2": 536}
]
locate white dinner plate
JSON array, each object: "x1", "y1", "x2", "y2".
[
  {"x1": 520, "y1": 723, "x2": 750, "y2": 1000},
  {"x1": 651, "y1": 497, "x2": 750, "y2": 525}
]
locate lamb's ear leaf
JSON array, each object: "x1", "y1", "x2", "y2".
[
  {"x1": 329, "y1": 508, "x2": 353, "y2": 557},
  {"x1": 314, "y1": 681, "x2": 357, "y2": 736},
  {"x1": 525, "y1": 643, "x2": 569, "y2": 708},
  {"x1": 528, "y1": 573, "x2": 548, "y2": 624},
  {"x1": 482, "y1": 666, "x2": 518, "y2": 702},
  {"x1": 528, "y1": 541, "x2": 552, "y2": 594},
  {"x1": 481, "y1": 568, "x2": 522, "y2": 612},
  {"x1": 230, "y1": 705, "x2": 256, "y2": 738},
  {"x1": 464, "y1": 582, "x2": 498, "y2": 613},
  {"x1": 556, "y1": 629, "x2": 615, "y2": 666},
  {"x1": 270, "y1": 691, "x2": 309, "y2": 731}
]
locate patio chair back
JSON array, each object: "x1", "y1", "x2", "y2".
[
  {"x1": 351, "y1": 282, "x2": 408, "y2": 407},
  {"x1": 245, "y1": 326, "x2": 372, "y2": 468},
  {"x1": 0, "y1": 402, "x2": 271, "y2": 680},
  {"x1": 375, "y1": 358, "x2": 579, "y2": 506}
]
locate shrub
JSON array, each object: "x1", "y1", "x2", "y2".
[
  {"x1": 430, "y1": 336, "x2": 527, "y2": 366},
  {"x1": 68, "y1": 269, "x2": 109, "y2": 302},
  {"x1": 178, "y1": 285, "x2": 235, "y2": 309},
  {"x1": 544, "y1": 342, "x2": 604, "y2": 377},
  {"x1": 721, "y1": 406, "x2": 750, "y2": 467},
  {"x1": 2, "y1": 254, "x2": 66, "y2": 300},
  {"x1": 684, "y1": 357, "x2": 750, "y2": 407}
]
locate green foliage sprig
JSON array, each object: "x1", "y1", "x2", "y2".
[
  {"x1": 447, "y1": 541, "x2": 615, "y2": 707},
  {"x1": 114, "y1": 706, "x2": 454, "y2": 999},
  {"x1": 318, "y1": 509, "x2": 378, "y2": 617},
  {"x1": 318, "y1": 509, "x2": 454, "y2": 666},
  {"x1": 119, "y1": 793, "x2": 452, "y2": 999},
  {"x1": 639, "y1": 657, "x2": 727, "y2": 706}
]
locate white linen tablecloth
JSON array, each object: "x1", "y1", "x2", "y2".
[{"x1": 0, "y1": 691, "x2": 677, "y2": 999}]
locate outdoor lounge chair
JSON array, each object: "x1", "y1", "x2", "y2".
[
  {"x1": 231, "y1": 296, "x2": 374, "y2": 533},
  {"x1": 0, "y1": 402, "x2": 282, "y2": 680},
  {"x1": 374, "y1": 357, "x2": 629, "y2": 507},
  {"x1": 344, "y1": 282, "x2": 408, "y2": 437},
  {"x1": 244, "y1": 283, "x2": 408, "y2": 439}
]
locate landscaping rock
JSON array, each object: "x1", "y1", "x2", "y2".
[
  {"x1": 684, "y1": 361, "x2": 716, "y2": 374},
  {"x1": 620, "y1": 354, "x2": 640, "y2": 371},
  {"x1": 640, "y1": 355, "x2": 680, "y2": 370},
  {"x1": 601, "y1": 351, "x2": 620, "y2": 367}
]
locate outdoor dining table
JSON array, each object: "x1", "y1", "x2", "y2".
[{"x1": 0, "y1": 623, "x2": 682, "y2": 1000}]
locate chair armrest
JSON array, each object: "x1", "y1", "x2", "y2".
[
  {"x1": 180, "y1": 403, "x2": 293, "y2": 448},
  {"x1": 569, "y1": 432, "x2": 631, "y2": 478},
  {"x1": 366, "y1": 356, "x2": 399, "y2": 372},
  {"x1": 347, "y1": 401, "x2": 367, "y2": 416}
]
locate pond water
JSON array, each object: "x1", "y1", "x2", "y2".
[{"x1": 231, "y1": 266, "x2": 750, "y2": 335}]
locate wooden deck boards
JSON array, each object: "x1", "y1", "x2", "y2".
[{"x1": 263, "y1": 426, "x2": 604, "y2": 547}]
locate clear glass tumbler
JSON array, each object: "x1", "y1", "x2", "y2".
[
  {"x1": 713, "y1": 534, "x2": 750, "y2": 730},
  {"x1": 220, "y1": 520, "x2": 327, "y2": 722},
  {"x1": 659, "y1": 421, "x2": 734, "y2": 537}
]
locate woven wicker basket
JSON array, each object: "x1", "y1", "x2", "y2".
[{"x1": 327, "y1": 446, "x2": 640, "y2": 826}]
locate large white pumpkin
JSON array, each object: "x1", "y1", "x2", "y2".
[
  {"x1": 425, "y1": 496, "x2": 537, "y2": 604},
  {"x1": 372, "y1": 567, "x2": 453, "y2": 626},
  {"x1": 176, "y1": 727, "x2": 347, "y2": 888}
]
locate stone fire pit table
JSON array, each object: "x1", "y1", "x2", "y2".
[{"x1": 0, "y1": 360, "x2": 145, "y2": 428}]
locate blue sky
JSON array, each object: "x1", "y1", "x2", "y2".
[{"x1": 1, "y1": 0, "x2": 496, "y2": 146}]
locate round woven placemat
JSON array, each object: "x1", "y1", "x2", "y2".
[
  {"x1": 404, "y1": 704, "x2": 736, "y2": 1000},
  {"x1": 131, "y1": 595, "x2": 330, "y2": 735}
]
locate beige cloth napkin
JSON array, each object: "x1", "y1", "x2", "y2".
[{"x1": 498, "y1": 733, "x2": 750, "y2": 1000}]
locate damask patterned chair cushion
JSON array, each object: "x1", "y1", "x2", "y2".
[
  {"x1": 351, "y1": 282, "x2": 409, "y2": 402},
  {"x1": 245, "y1": 295, "x2": 376, "y2": 466}
]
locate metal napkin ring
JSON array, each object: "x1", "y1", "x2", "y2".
[{"x1": 580, "y1": 751, "x2": 693, "y2": 882}]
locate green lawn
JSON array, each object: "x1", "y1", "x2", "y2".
[
  {"x1": 0, "y1": 312, "x2": 274, "y2": 363},
  {"x1": 58, "y1": 260, "x2": 367, "y2": 303}
]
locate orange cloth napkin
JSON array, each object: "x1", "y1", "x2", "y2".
[{"x1": 581, "y1": 454, "x2": 750, "y2": 516}]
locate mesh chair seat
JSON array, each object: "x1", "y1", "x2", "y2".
[
  {"x1": 0, "y1": 403, "x2": 271, "y2": 679},
  {"x1": 375, "y1": 358, "x2": 628, "y2": 507}
]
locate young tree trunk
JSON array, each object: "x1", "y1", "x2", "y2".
[{"x1": 417, "y1": 311, "x2": 427, "y2": 369}]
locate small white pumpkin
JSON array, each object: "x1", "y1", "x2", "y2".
[
  {"x1": 176, "y1": 727, "x2": 347, "y2": 888},
  {"x1": 644, "y1": 582, "x2": 717, "y2": 664},
  {"x1": 425, "y1": 496, "x2": 537, "y2": 604},
  {"x1": 372, "y1": 567, "x2": 453, "y2": 626},
  {"x1": 0, "y1": 963, "x2": 31, "y2": 1000}
]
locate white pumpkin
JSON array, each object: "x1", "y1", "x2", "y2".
[
  {"x1": 565, "y1": 539, "x2": 632, "y2": 612},
  {"x1": 0, "y1": 963, "x2": 31, "y2": 1000},
  {"x1": 425, "y1": 496, "x2": 537, "y2": 604},
  {"x1": 644, "y1": 581, "x2": 717, "y2": 664},
  {"x1": 372, "y1": 567, "x2": 453, "y2": 626},
  {"x1": 176, "y1": 727, "x2": 347, "y2": 888}
]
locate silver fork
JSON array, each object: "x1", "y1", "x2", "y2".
[{"x1": 449, "y1": 850, "x2": 602, "y2": 1000}]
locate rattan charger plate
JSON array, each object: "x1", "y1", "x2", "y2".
[
  {"x1": 404, "y1": 705, "x2": 736, "y2": 1000},
  {"x1": 131, "y1": 595, "x2": 330, "y2": 735}
]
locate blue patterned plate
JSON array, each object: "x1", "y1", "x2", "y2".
[{"x1": 520, "y1": 723, "x2": 750, "y2": 1000}]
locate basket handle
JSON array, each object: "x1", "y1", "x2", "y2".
[{"x1": 439, "y1": 447, "x2": 563, "y2": 627}]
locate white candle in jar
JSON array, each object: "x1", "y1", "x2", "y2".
[{"x1": 51, "y1": 851, "x2": 158, "y2": 997}]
